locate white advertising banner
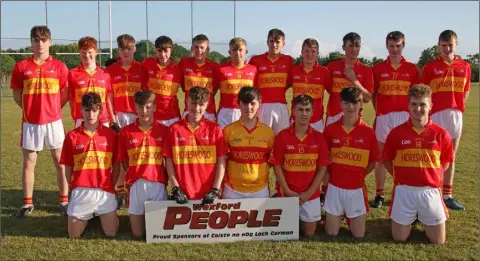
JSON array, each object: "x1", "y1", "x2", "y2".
[{"x1": 145, "y1": 197, "x2": 299, "y2": 243}]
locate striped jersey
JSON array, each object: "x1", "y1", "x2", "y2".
[{"x1": 215, "y1": 61, "x2": 257, "y2": 109}]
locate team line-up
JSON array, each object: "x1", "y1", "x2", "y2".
[{"x1": 10, "y1": 26, "x2": 471, "y2": 244}]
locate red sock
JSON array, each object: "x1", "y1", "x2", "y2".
[
  {"x1": 321, "y1": 185, "x2": 328, "y2": 194},
  {"x1": 376, "y1": 189, "x2": 384, "y2": 197},
  {"x1": 59, "y1": 195, "x2": 68, "y2": 205},
  {"x1": 116, "y1": 185, "x2": 125, "y2": 197},
  {"x1": 24, "y1": 197, "x2": 33, "y2": 206},
  {"x1": 443, "y1": 185, "x2": 453, "y2": 196}
]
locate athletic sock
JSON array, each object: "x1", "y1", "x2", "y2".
[{"x1": 443, "y1": 185, "x2": 453, "y2": 200}]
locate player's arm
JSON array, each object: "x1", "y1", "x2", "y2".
[
  {"x1": 212, "y1": 156, "x2": 226, "y2": 189},
  {"x1": 202, "y1": 128, "x2": 228, "y2": 204},
  {"x1": 273, "y1": 165, "x2": 298, "y2": 197},
  {"x1": 59, "y1": 63, "x2": 69, "y2": 108},
  {"x1": 165, "y1": 158, "x2": 180, "y2": 187},
  {"x1": 464, "y1": 64, "x2": 471, "y2": 105},
  {"x1": 382, "y1": 132, "x2": 396, "y2": 175},
  {"x1": 366, "y1": 131, "x2": 381, "y2": 175},
  {"x1": 300, "y1": 165, "x2": 327, "y2": 204},
  {"x1": 59, "y1": 134, "x2": 74, "y2": 184},
  {"x1": 344, "y1": 66, "x2": 372, "y2": 102},
  {"x1": 111, "y1": 162, "x2": 120, "y2": 186},
  {"x1": 371, "y1": 66, "x2": 379, "y2": 109},
  {"x1": 366, "y1": 162, "x2": 376, "y2": 175},
  {"x1": 383, "y1": 161, "x2": 393, "y2": 175},
  {"x1": 13, "y1": 90, "x2": 23, "y2": 108},
  {"x1": 270, "y1": 135, "x2": 298, "y2": 197},
  {"x1": 10, "y1": 64, "x2": 23, "y2": 108},
  {"x1": 61, "y1": 88, "x2": 69, "y2": 107}
]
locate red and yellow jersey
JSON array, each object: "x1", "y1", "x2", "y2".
[
  {"x1": 105, "y1": 60, "x2": 147, "y2": 114},
  {"x1": 269, "y1": 125, "x2": 330, "y2": 200},
  {"x1": 59, "y1": 124, "x2": 118, "y2": 193},
  {"x1": 10, "y1": 56, "x2": 68, "y2": 124},
  {"x1": 178, "y1": 57, "x2": 219, "y2": 115},
  {"x1": 373, "y1": 57, "x2": 420, "y2": 116},
  {"x1": 163, "y1": 117, "x2": 227, "y2": 200},
  {"x1": 326, "y1": 59, "x2": 373, "y2": 116},
  {"x1": 215, "y1": 61, "x2": 257, "y2": 109},
  {"x1": 290, "y1": 62, "x2": 331, "y2": 123},
  {"x1": 383, "y1": 118, "x2": 454, "y2": 188},
  {"x1": 248, "y1": 53, "x2": 293, "y2": 104},
  {"x1": 323, "y1": 118, "x2": 380, "y2": 189},
  {"x1": 223, "y1": 119, "x2": 275, "y2": 193},
  {"x1": 421, "y1": 56, "x2": 471, "y2": 114},
  {"x1": 142, "y1": 57, "x2": 181, "y2": 120},
  {"x1": 68, "y1": 65, "x2": 112, "y2": 124},
  {"x1": 117, "y1": 121, "x2": 168, "y2": 191}
]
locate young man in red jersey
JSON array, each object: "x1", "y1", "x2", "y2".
[
  {"x1": 215, "y1": 37, "x2": 257, "y2": 128},
  {"x1": 421, "y1": 30, "x2": 471, "y2": 211},
  {"x1": 323, "y1": 87, "x2": 380, "y2": 239},
  {"x1": 383, "y1": 84, "x2": 453, "y2": 244},
  {"x1": 249, "y1": 29, "x2": 293, "y2": 134},
  {"x1": 371, "y1": 31, "x2": 420, "y2": 208},
  {"x1": 164, "y1": 86, "x2": 227, "y2": 204},
  {"x1": 10, "y1": 25, "x2": 70, "y2": 218},
  {"x1": 178, "y1": 34, "x2": 219, "y2": 122},
  {"x1": 68, "y1": 36, "x2": 117, "y2": 129},
  {"x1": 60, "y1": 92, "x2": 120, "y2": 239},
  {"x1": 269, "y1": 94, "x2": 330, "y2": 237},
  {"x1": 142, "y1": 36, "x2": 182, "y2": 127},
  {"x1": 117, "y1": 90, "x2": 168, "y2": 238}
]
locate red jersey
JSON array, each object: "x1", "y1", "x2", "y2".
[
  {"x1": 59, "y1": 124, "x2": 118, "y2": 193},
  {"x1": 421, "y1": 56, "x2": 471, "y2": 114},
  {"x1": 68, "y1": 65, "x2": 112, "y2": 124},
  {"x1": 290, "y1": 62, "x2": 331, "y2": 123},
  {"x1": 105, "y1": 60, "x2": 147, "y2": 114},
  {"x1": 163, "y1": 117, "x2": 227, "y2": 200},
  {"x1": 178, "y1": 57, "x2": 219, "y2": 115},
  {"x1": 372, "y1": 57, "x2": 420, "y2": 116},
  {"x1": 215, "y1": 62, "x2": 257, "y2": 109},
  {"x1": 248, "y1": 53, "x2": 293, "y2": 104},
  {"x1": 383, "y1": 118, "x2": 454, "y2": 188},
  {"x1": 326, "y1": 59, "x2": 373, "y2": 116},
  {"x1": 10, "y1": 56, "x2": 68, "y2": 124},
  {"x1": 269, "y1": 125, "x2": 330, "y2": 200},
  {"x1": 323, "y1": 118, "x2": 380, "y2": 189},
  {"x1": 142, "y1": 57, "x2": 181, "y2": 120}
]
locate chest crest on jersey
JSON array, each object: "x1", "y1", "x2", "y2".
[
  {"x1": 343, "y1": 137, "x2": 351, "y2": 147},
  {"x1": 269, "y1": 65, "x2": 276, "y2": 73}
]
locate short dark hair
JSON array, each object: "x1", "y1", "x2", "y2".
[
  {"x1": 302, "y1": 38, "x2": 319, "y2": 50},
  {"x1": 408, "y1": 84, "x2": 432, "y2": 100},
  {"x1": 30, "y1": 25, "x2": 51, "y2": 41},
  {"x1": 117, "y1": 34, "x2": 136, "y2": 48},
  {"x1": 81, "y1": 92, "x2": 102, "y2": 110},
  {"x1": 189, "y1": 86, "x2": 210, "y2": 103},
  {"x1": 267, "y1": 29, "x2": 285, "y2": 41},
  {"x1": 340, "y1": 87, "x2": 363, "y2": 103},
  {"x1": 155, "y1": 36, "x2": 173, "y2": 50},
  {"x1": 343, "y1": 32, "x2": 361, "y2": 45},
  {"x1": 438, "y1": 30, "x2": 457, "y2": 42},
  {"x1": 134, "y1": 90, "x2": 156, "y2": 106},
  {"x1": 292, "y1": 94, "x2": 313, "y2": 107},
  {"x1": 386, "y1": 31, "x2": 405, "y2": 46},
  {"x1": 238, "y1": 87, "x2": 261, "y2": 104},
  {"x1": 192, "y1": 34, "x2": 209, "y2": 44}
]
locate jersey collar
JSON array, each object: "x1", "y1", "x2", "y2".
[
  {"x1": 407, "y1": 117, "x2": 433, "y2": 134},
  {"x1": 183, "y1": 115, "x2": 206, "y2": 132},
  {"x1": 239, "y1": 117, "x2": 261, "y2": 133},
  {"x1": 134, "y1": 119, "x2": 156, "y2": 133},
  {"x1": 338, "y1": 116, "x2": 362, "y2": 134}
]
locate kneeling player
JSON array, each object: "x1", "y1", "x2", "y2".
[
  {"x1": 223, "y1": 87, "x2": 275, "y2": 199},
  {"x1": 383, "y1": 84, "x2": 453, "y2": 244},
  {"x1": 60, "y1": 92, "x2": 120, "y2": 238},
  {"x1": 269, "y1": 94, "x2": 330, "y2": 237},
  {"x1": 323, "y1": 87, "x2": 380, "y2": 238},
  {"x1": 117, "y1": 90, "x2": 168, "y2": 238},
  {"x1": 164, "y1": 86, "x2": 227, "y2": 204}
]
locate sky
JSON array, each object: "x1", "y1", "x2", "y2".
[{"x1": 1, "y1": 1, "x2": 479, "y2": 63}]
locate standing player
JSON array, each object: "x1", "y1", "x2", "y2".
[
  {"x1": 370, "y1": 31, "x2": 420, "y2": 208},
  {"x1": 323, "y1": 87, "x2": 380, "y2": 238},
  {"x1": 60, "y1": 92, "x2": 120, "y2": 239},
  {"x1": 142, "y1": 36, "x2": 181, "y2": 127},
  {"x1": 178, "y1": 34, "x2": 219, "y2": 122},
  {"x1": 10, "y1": 25, "x2": 70, "y2": 218},
  {"x1": 248, "y1": 29, "x2": 293, "y2": 134},
  {"x1": 421, "y1": 30, "x2": 471, "y2": 211},
  {"x1": 164, "y1": 87, "x2": 227, "y2": 204},
  {"x1": 68, "y1": 36, "x2": 117, "y2": 129},
  {"x1": 383, "y1": 84, "x2": 453, "y2": 244},
  {"x1": 223, "y1": 87, "x2": 275, "y2": 199},
  {"x1": 290, "y1": 38, "x2": 331, "y2": 132},
  {"x1": 269, "y1": 94, "x2": 330, "y2": 237},
  {"x1": 117, "y1": 90, "x2": 168, "y2": 238},
  {"x1": 215, "y1": 37, "x2": 257, "y2": 128}
]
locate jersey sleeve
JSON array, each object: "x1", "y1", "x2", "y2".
[
  {"x1": 361, "y1": 66, "x2": 374, "y2": 92},
  {"x1": 177, "y1": 59, "x2": 185, "y2": 91},
  {"x1": 440, "y1": 131, "x2": 454, "y2": 164},
  {"x1": 68, "y1": 71, "x2": 75, "y2": 101},
  {"x1": 58, "y1": 62, "x2": 69, "y2": 91},
  {"x1": 212, "y1": 66, "x2": 221, "y2": 94},
  {"x1": 59, "y1": 133, "x2": 74, "y2": 166},
  {"x1": 162, "y1": 127, "x2": 174, "y2": 159},
  {"x1": 372, "y1": 64, "x2": 380, "y2": 94},
  {"x1": 116, "y1": 129, "x2": 128, "y2": 162},
  {"x1": 382, "y1": 130, "x2": 397, "y2": 161},
  {"x1": 248, "y1": 56, "x2": 257, "y2": 66},
  {"x1": 316, "y1": 134, "x2": 331, "y2": 166},
  {"x1": 105, "y1": 73, "x2": 112, "y2": 94},
  {"x1": 411, "y1": 64, "x2": 421, "y2": 86},
  {"x1": 369, "y1": 130, "x2": 381, "y2": 162},
  {"x1": 268, "y1": 133, "x2": 285, "y2": 166},
  {"x1": 325, "y1": 63, "x2": 333, "y2": 94},
  {"x1": 10, "y1": 63, "x2": 23, "y2": 91},
  {"x1": 464, "y1": 62, "x2": 471, "y2": 92},
  {"x1": 215, "y1": 125, "x2": 227, "y2": 157},
  {"x1": 421, "y1": 63, "x2": 431, "y2": 85}
]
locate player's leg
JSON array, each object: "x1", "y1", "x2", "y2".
[
  {"x1": 67, "y1": 188, "x2": 95, "y2": 238},
  {"x1": 99, "y1": 211, "x2": 119, "y2": 237},
  {"x1": 391, "y1": 221, "x2": 411, "y2": 242},
  {"x1": 129, "y1": 214, "x2": 145, "y2": 238},
  {"x1": 323, "y1": 184, "x2": 343, "y2": 236},
  {"x1": 389, "y1": 186, "x2": 417, "y2": 242},
  {"x1": 443, "y1": 137, "x2": 463, "y2": 209},
  {"x1": 372, "y1": 142, "x2": 386, "y2": 207},
  {"x1": 68, "y1": 216, "x2": 89, "y2": 239},
  {"x1": 349, "y1": 214, "x2": 367, "y2": 238},
  {"x1": 344, "y1": 187, "x2": 369, "y2": 238},
  {"x1": 299, "y1": 198, "x2": 321, "y2": 237},
  {"x1": 274, "y1": 104, "x2": 291, "y2": 134},
  {"x1": 310, "y1": 119, "x2": 324, "y2": 133},
  {"x1": 417, "y1": 187, "x2": 448, "y2": 244},
  {"x1": 95, "y1": 190, "x2": 119, "y2": 237},
  {"x1": 424, "y1": 223, "x2": 446, "y2": 244},
  {"x1": 258, "y1": 103, "x2": 274, "y2": 128},
  {"x1": 325, "y1": 213, "x2": 342, "y2": 236}
]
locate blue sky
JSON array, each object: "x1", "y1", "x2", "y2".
[{"x1": 1, "y1": 1, "x2": 479, "y2": 63}]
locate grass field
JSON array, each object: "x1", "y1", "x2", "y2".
[{"x1": 1, "y1": 85, "x2": 479, "y2": 260}]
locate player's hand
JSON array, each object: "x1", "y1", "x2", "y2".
[
  {"x1": 202, "y1": 188, "x2": 219, "y2": 205},
  {"x1": 172, "y1": 186, "x2": 189, "y2": 204},
  {"x1": 298, "y1": 192, "x2": 311, "y2": 205},
  {"x1": 110, "y1": 122, "x2": 121, "y2": 133},
  {"x1": 344, "y1": 66, "x2": 357, "y2": 82}
]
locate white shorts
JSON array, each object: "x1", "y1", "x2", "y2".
[
  {"x1": 431, "y1": 109, "x2": 463, "y2": 139},
  {"x1": 375, "y1": 111, "x2": 409, "y2": 143},
  {"x1": 389, "y1": 185, "x2": 448, "y2": 226},
  {"x1": 156, "y1": 117, "x2": 180, "y2": 127},
  {"x1": 116, "y1": 112, "x2": 137, "y2": 128},
  {"x1": 128, "y1": 178, "x2": 168, "y2": 215},
  {"x1": 323, "y1": 183, "x2": 368, "y2": 219},
  {"x1": 299, "y1": 198, "x2": 321, "y2": 222},
  {"x1": 217, "y1": 108, "x2": 241, "y2": 128},
  {"x1": 222, "y1": 184, "x2": 270, "y2": 199},
  {"x1": 325, "y1": 112, "x2": 343, "y2": 127},
  {"x1": 67, "y1": 187, "x2": 117, "y2": 220},
  {"x1": 75, "y1": 119, "x2": 110, "y2": 128},
  {"x1": 182, "y1": 111, "x2": 216, "y2": 122},
  {"x1": 21, "y1": 119, "x2": 65, "y2": 151},
  {"x1": 258, "y1": 103, "x2": 290, "y2": 134}
]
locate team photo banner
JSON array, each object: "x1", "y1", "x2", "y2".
[{"x1": 145, "y1": 198, "x2": 299, "y2": 243}]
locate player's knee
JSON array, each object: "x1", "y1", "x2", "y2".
[
  {"x1": 326, "y1": 228, "x2": 339, "y2": 237},
  {"x1": 392, "y1": 233, "x2": 408, "y2": 242},
  {"x1": 68, "y1": 231, "x2": 82, "y2": 239},
  {"x1": 352, "y1": 231, "x2": 365, "y2": 239},
  {"x1": 132, "y1": 229, "x2": 145, "y2": 239},
  {"x1": 104, "y1": 229, "x2": 118, "y2": 238},
  {"x1": 427, "y1": 235, "x2": 445, "y2": 244},
  {"x1": 302, "y1": 229, "x2": 316, "y2": 237}
]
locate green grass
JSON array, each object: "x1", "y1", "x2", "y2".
[{"x1": 1, "y1": 85, "x2": 479, "y2": 260}]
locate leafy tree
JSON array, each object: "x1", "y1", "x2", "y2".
[
  {"x1": 417, "y1": 45, "x2": 439, "y2": 69},
  {"x1": 1, "y1": 54, "x2": 16, "y2": 73},
  {"x1": 465, "y1": 53, "x2": 479, "y2": 82},
  {"x1": 207, "y1": 51, "x2": 226, "y2": 63},
  {"x1": 171, "y1": 44, "x2": 191, "y2": 63},
  {"x1": 371, "y1": 56, "x2": 385, "y2": 65},
  {"x1": 134, "y1": 40, "x2": 155, "y2": 62}
]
